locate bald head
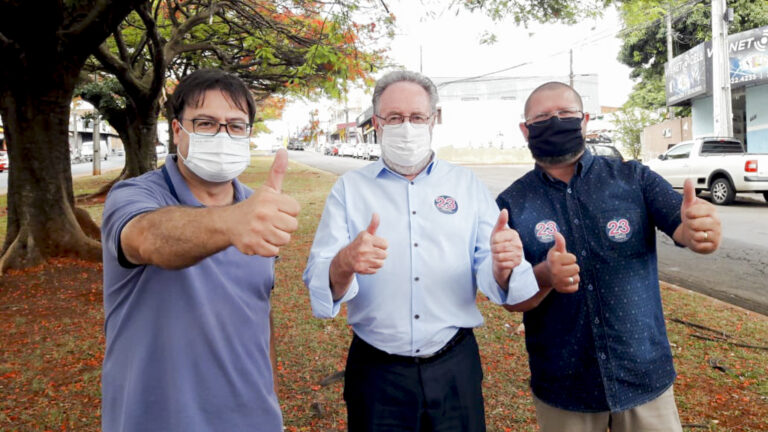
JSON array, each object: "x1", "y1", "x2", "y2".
[{"x1": 523, "y1": 82, "x2": 583, "y2": 121}]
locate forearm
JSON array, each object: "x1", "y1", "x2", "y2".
[
  {"x1": 121, "y1": 205, "x2": 233, "y2": 269},
  {"x1": 504, "y1": 261, "x2": 553, "y2": 312},
  {"x1": 672, "y1": 225, "x2": 688, "y2": 248},
  {"x1": 329, "y1": 248, "x2": 355, "y2": 301}
]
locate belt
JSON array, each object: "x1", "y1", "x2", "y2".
[{"x1": 353, "y1": 328, "x2": 472, "y2": 364}]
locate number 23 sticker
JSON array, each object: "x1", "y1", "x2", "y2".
[
  {"x1": 606, "y1": 218, "x2": 631, "y2": 242},
  {"x1": 534, "y1": 220, "x2": 558, "y2": 243}
]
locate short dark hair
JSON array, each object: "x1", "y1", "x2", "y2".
[
  {"x1": 170, "y1": 69, "x2": 256, "y2": 124},
  {"x1": 524, "y1": 81, "x2": 583, "y2": 119}
]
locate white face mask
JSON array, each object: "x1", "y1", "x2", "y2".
[
  {"x1": 380, "y1": 122, "x2": 432, "y2": 175},
  {"x1": 179, "y1": 127, "x2": 251, "y2": 183}
]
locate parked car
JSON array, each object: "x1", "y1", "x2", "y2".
[
  {"x1": 646, "y1": 137, "x2": 768, "y2": 205},
  {"x1": 156, "y1": 144, "x2": 168, "y2": 158},
  {"x1": 323, "y1": 143, "x2": 339, "y2": 156},
  {"x1": 81, "y1": 140, "x2": 109, "y2": 161},
  {"x1": 287, "y1": 139, "x2": 304, "y2": 151},
  {"x1": 0, "y1": 150, "x2": 8, "y2": 172},
  {"x1": 338, "y1": 141, "x2": 357, "y2": 157},
  {"x1": 363, "y1": 142, "x2": 381, "y2": 160},
  {"x1": 587, "y1": 143, "x2": 623, "y2": 160},
  {"x1": 353, "y1": 142, "x2": 367, "y2": 159}
]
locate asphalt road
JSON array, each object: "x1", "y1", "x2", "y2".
[
  {"x1": 0, "y1": 155, "x2": 128, "y2": 194},
  {"x1": 288, "y1": 150, "x2": 768, "y2": 316}
]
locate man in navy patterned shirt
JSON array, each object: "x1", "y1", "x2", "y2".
[{"x1": 496, "y1": 82, "x2": 722, "y2": 432}]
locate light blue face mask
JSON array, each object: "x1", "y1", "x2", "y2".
[
  {"x1": 380, "y1": 121, "x2": 432, "y2": 169},
  {"x1": 179, "y1": 125, "x2": 251, "y2": 183}
]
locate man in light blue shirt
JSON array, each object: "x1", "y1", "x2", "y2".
[{"x1": 303, "y1": 70, "x2": 539, "y2": 431}]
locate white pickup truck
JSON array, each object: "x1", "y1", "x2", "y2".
[{"x1": 647, "y1": 137, "x2": 768, "y2": 205}]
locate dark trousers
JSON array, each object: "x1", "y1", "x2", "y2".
[{"x1": 343, "y1": 328, "x2": 486, "y2": 432}]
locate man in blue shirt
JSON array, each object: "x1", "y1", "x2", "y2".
[
  {"x1": 496, "y1": 82, "x2": 722, "y2": 432},
  {"x1": 303, "y1": 70, "x2": 539, "y2": 431},
  {"x1": 101, "y1": 69, "x2": 300, "y2": 431}
]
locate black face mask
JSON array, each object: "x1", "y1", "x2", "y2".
[{"x1": 526, "y1": 116, "x2": 584, "y2": 160}]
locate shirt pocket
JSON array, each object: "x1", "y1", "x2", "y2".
[{"x1": 596, "y1": 209, "x2": 646, "y2": 259}]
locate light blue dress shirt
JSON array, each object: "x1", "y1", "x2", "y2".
[{"x1": 303, "y1": 159, "x2": 539, "y2": 356}]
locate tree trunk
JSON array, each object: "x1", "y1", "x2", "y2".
[
  {"x1": 0, "y1": 66, "x2": 101, "y2": 272},
  {"x1": 165, "y1": 98, "x2": 177, "y2": 155},
  {"x1": 124, "y1": 100, "x2": 161, "y2": 177},
  {"x1": 81, "y1": 95, "x2": 162, "y2": 200}
]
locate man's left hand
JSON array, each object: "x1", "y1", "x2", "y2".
[
  {"x1": 491, "y1": 209, "x2": 524, "y2": 288},
  {"x1": 677, "y1": 179, "x2": 721, "y2": 254}
]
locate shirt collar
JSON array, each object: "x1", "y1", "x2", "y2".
[
  {"x1": 165, "y1": 154, "x2": 245, "y2": 205},
  {"x1": 371, "y1": 155, "x2": 438, "y2": 180}
]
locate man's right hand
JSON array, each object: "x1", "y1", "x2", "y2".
[
  {"x1": 546, "y1": 232, "x2": 580, "y2": 293},
  {"x1": 228, "y1": 149, "x2": 300, "y2": 257},
  {"x1": 338, "y1": 213, "x2": 388, "y2": 275}
]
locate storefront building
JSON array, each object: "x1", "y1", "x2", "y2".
[{"x1": 665, "y1": 25, "x2": 768, "y2": 153}]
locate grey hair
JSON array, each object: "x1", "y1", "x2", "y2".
[{"x1": 372, "y1": 70, "x2": 439, "y2": 115}]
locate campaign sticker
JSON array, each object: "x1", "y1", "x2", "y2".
[
  {"x1": 534, "y1": 220, "x2": 558, "y2": 243},
  {"x1": 434, "y1": 195, "x2": 458, "y2": 214},
  {"x1": 606, "y1": 218, "x2": 632, "y2": 242}
]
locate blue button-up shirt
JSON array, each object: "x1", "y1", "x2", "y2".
[
  {"x1": 304, "y1": 159, "x2": 539, "y2": 357},
  {"x1": 496, "y1": 150, "x2": 683, "y2": 412}
]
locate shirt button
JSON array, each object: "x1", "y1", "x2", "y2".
[
  {"x1": 415, "y1": 349, "x2": 421, "y2": 353},
  {"x1": 594, "y1": 317, "x2": 600, "y2": 324},
  {"x1": 414, "y1": 314, "x2": 420, "y2": 319},
  {"x1": 414, "y1": 242, "x2": 418, "y2": 247},
  {"x1": 581, "y1": 250, "x2": 587, "y2": 256},
  {"x1": 574, "y1": 219, "x2": 579, "y2": 225},
  {"x1": 410, "y1": 181, "x2": 415, "y2": 185},
  {"x1": 567, "y1": 188, "x2": 572, "y2": 194},
  {"x1": 412, "y1": 211, "x2": 416, "y2": 215},
  {"x1": 600, "y1": 353, "x2": 607, "y2": 360},
  {"x1": 414, "y1": 277, "x2": 420, "y2": 282},
  {"x1": 588, "y1": 284, "x2": 594, "y2": 291}
]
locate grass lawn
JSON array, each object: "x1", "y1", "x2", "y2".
[{"x1": 1, "y1": 157, "x2": 767, "y2": 431}]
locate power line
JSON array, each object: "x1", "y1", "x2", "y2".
[{"x1": 437, "y1": 0, "x2": 708, "y2": 88}]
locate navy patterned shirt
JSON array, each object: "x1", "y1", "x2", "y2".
[{"x1": 496, "y1": 149, "x2": 683, "y2": 412}]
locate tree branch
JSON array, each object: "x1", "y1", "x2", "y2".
[
  {"x1": 135, "y1": 3, "x2": 167, "y2": 99},
  {"x1": 93, "y1": 43, "x2": 145, "y2": 98}
]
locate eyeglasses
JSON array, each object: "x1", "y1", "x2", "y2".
[
  {"x1": 375, "y1": 113, "x2": 433, "y2": 125},
  {"x1": 525, "y1": 109, "x2": 583, "y2": 126},
  {"x1": 180, "y1": 118, "x2": 252, "y2": 138}
]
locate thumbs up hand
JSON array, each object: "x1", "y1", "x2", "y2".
[
  {"x1": 546, "y1": 232, "x2": 580, "y2": 293},
  {"x1": 339, "y1": 213, "x2": 389, "y2": 275},
  {"x1": 491, "y1": 209, "x2": 524, "y2": 287},
  {"x1": 677, "y1": 179, "x2": 721, "y2": 254},
  {"x1": 229, "y1": 149, "x2": 301, "y2": 257}
]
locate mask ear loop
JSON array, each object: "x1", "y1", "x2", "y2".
[{"x1": 177, "y1": 123, "x2": 193, "y2": 162}]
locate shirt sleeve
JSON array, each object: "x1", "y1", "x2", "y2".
[
  {"x1": 101, "y1": 179, "x2": 164, "y2": 268},
  {"x1": 639, "y1": 163, "x2": 683, "y2": 239},
  {"x1": 473, "y1": 177, "x2": 539, "y2": 305},
  {"x1": 302, "y1": 178, "x2": 359, "y2": 318}
]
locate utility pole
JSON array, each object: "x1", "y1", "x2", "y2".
[
  {"x1": 419, "y1": 45, "x2": 423, "y2": 74},
  {"x1": 93, "y1": 115, "x2": 101, "y2": 175},
  {"x1": 666, "y1": 3, "x2": 675, "y2": 119},
  {"x1": 569, "y1": 49, "x2": 574, "y2": 87},
  {"x1": 72, "y1": 111, "x2": 80, "y2": 159},
  {"x1": 711, "y1": 0, "x2": 733, "y2": 137}
]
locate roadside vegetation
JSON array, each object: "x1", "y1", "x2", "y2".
[{"x1": 1, "y1": 158, "x2": 766, "y2": 431}]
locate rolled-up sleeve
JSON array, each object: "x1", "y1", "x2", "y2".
[
  {"x1": 473, "y1": 180, "x2": 539, "y2": 305},
  {"x1": 303, "y1": 179, "x2": 359, "y2": 318},
  {"x1": 102, "y1": 180, "x2": 163, "y2": 266}
]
